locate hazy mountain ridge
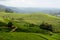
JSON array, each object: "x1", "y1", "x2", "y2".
[{"x1": 0, "y1": 5, "x2": 60, "y2": 15}]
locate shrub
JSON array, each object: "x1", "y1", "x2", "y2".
[
  {"x1": 39, "y1": 22, "x2": 53, "y2": 32},
  {"x1": 7, "y1": 21, "x2": 13, "y2": 28}
]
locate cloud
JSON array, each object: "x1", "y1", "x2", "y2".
[
  {"x1": 0, "y1": 0, "x2": 8, "y2": 1},
  {"x1": 0, "y1": 0, "x2": 60, "y2": 8}
]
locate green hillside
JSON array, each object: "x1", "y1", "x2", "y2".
[
  {"x1": 0, "y1": 32, "x2": 59, "y2": 40},
  {"x1": 0, "y1": 32, "x2": 60, "y2": 40},
  {"x1": 0, "y1": 12, "x2": 60, "y2": 40}
]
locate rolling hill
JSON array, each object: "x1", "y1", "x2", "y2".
[
  {"x1": 0, "y1": 12, "x2": 60, "y2": 32},
  {"x1": 0, "y1": 12, "x2": 60, "y2": 40}
]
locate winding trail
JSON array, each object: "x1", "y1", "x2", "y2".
[{"x1": 10, "y1": 27, "x2": 17, "y2": 32}]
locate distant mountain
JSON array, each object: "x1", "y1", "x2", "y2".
[
  {"x1": 0, "y1": 5, "x2": 6, "y2": 12},
  {"x1": 6, "y1": 7, "x2": 60, "y2": 15},
  {"x1": 0, "y1": 5, "x2": 14, "y2": 13},
  {"x1": 7, "y1": 7, "x2": 60, "y2": 14},
  {"x1": 0, "y1": 5, "x2": 60, "y2": 15}
]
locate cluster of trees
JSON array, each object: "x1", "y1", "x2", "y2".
[
  {"x1": 0, "y1": 21, "x2": 53, "y2": 35},
  {"x1": 39, "y1": 22, "x2": 53, "y2": 32},
  {"x1": 5, "y1": 8, "x2": 13, "y2": 13},
  {"x1": 7, "y1": 21, "x2": 53, "y2": 33}
]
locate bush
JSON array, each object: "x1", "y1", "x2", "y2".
[
  {"x1": 39, "y1": 22, "x2": 53, "y2": 32},
  {"x1": 7, "y1": 21, "x2": 13, "y2": 28}
]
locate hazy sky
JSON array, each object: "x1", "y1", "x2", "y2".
[{"x1": 0, "y1": 0, "x2": 60, "y2": 8}]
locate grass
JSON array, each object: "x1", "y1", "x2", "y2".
[
  {"x1": 0, "y1": 32, "x2": 59, "y2": 40},
  {"x1": 0, "y1": 12, "x2": 60, "y2": 40},
  {"x1": 0, "y1": 12, "x2": 60, "y2": 32},
  {"x1": 0, "y1": 32, "x2": 46, "y2": 40}
]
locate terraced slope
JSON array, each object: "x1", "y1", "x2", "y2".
[{"x1": 0, "y1": 12, "x2": 60, "y2": 40}]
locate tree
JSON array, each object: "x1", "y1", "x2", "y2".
[{"x1": 5, "y1": 8, "x2": 13, "y2": 13}]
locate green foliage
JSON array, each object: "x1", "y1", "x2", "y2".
[
  {"x1": 5, "y1": 9, "x2": 13, "y2": 13},
  {"x1": 39, "y1": 22, "x2": 53, "y2": 32},
  {"x1": 7, "y1": 21, "x2": 13, "y2": 28}
]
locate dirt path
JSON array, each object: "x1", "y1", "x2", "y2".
[{"x1": 10, "y1": 27, "x2": 17, "y2": 32}]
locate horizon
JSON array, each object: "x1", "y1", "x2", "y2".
[{"x1": 1, "y1": 4, "x2": 60, "y2": 9}]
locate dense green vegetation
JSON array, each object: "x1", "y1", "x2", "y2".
[
  {"x1": 0, "y1": 12, "x2": 60, "y2": 40},
  {"x1": 1, "y1": 32, "x2": 60, "y2": 40}
]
